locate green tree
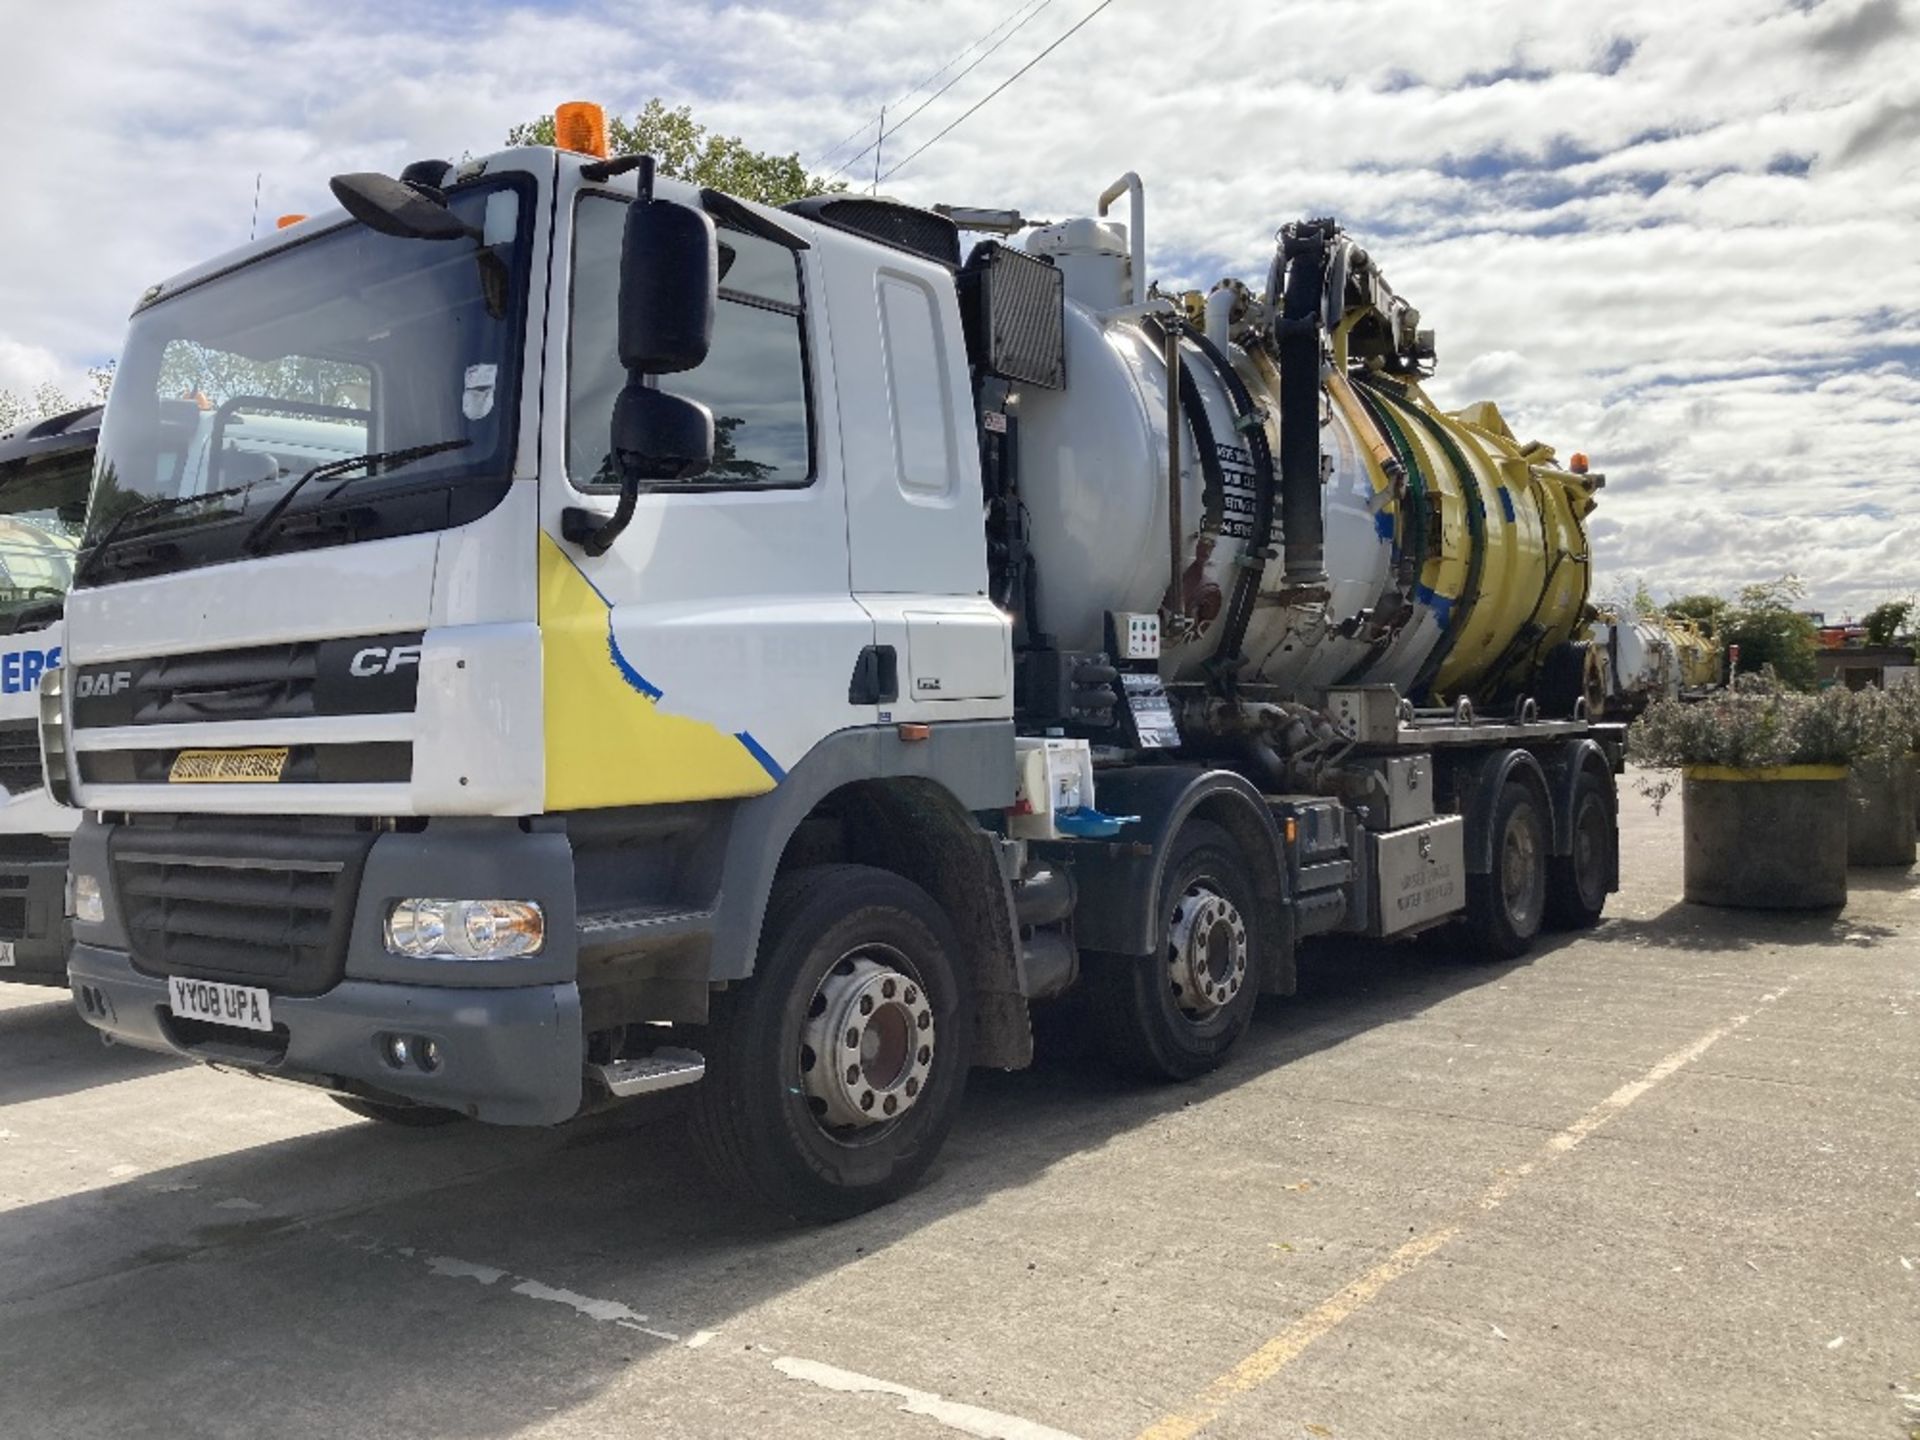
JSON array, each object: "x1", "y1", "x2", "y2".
[
  {"x1": 1664, "y1": 592, "x2": 1730, "y2": 639},
  {"x1": 1861, "y1": 598, "x2": 1913, "y2": 646},
  {"x1": 508, "y1": 100, "x2": 843, "y2": 207},
  {"x1": 0, "y1": 364, "x2": 113, "y2": 434},
  {"x1": 1721, "y1": 576, "x2": 1818, "y2": 690}
]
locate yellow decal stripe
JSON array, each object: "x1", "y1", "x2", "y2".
[{"x1": 538, "y1": 533, "x2": 778, "y2": 811}]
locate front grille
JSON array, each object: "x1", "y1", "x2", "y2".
[
  {"x1": 111, "y1": 820, "x2": 378, "y2": 995},
  {"x1": 71, "y1": 632, "x2": 423, "y2": 730},
  {"x1": 0, "y1": 719, "x2": 41, "y2": 796}
]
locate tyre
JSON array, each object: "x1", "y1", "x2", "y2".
[
  {"x1": 1091, "y1": 819, "x2": 1261, "y2": 1081},
  {"x1": 1464, "y1": 781, "x2": 1548, "y2": 960},
  {"x1": 329, "y1": 1095, "x2": 465, "y2": 1127},
  {"x1": 1545, "y1": 769, "x2": 1614, "y2": 930},
  {"x1": 689, "y1": 864, "x2": 971, "y2": 1222}
]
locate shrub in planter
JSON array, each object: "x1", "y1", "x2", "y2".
[
  {"x1": 1629, "y1": 675, "x2": 1898, "y2": 909},
  {"x1": 1847, "y1": 683, "x2": 1919, "y2": 868}
]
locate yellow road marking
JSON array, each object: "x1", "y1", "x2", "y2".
[{"x1": 1137, "y1": 983, "x2": 1794, "y2": 1440}]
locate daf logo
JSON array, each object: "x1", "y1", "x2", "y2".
[
  {"x1": 75, "y1": 670, "x2": 133, "y2": 699},
  {"x1": 349, "y1": 644, "x2": 422, "y2": 678}
]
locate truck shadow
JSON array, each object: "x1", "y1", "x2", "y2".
[
  {"x1": 0, "y1": 928, "x2": 1550, "y2": 1440},
  {"x1": 1597, "y1": 904, "x2": 1899, "y2": 953},
  {"x1": 0, "y1": 991, "x2": 188, "y2": 1107}
]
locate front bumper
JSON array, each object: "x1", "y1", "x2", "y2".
[
  {"x1": 69, "y1": 945, "x2": 583, "y2": 1124},
  {"x1": 66, "y1": 814, "x2": 586, "y2": 1125},
  {"x1": 0, "y1": 855, "x2": 71, "y2": 986}
]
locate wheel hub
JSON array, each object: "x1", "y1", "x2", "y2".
[
  {"x1": 1166, "y1": 885, "x2": 1249, "y2": 1017},
  {"x1": 800, "y1": 953, "x2": 934, "y2": 1130},
  {"x1": 1502, "y1": 811, "x2": 1542, "y2": 926}
]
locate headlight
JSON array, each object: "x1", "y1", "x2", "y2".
[
  {"x1": 71, "y1": 873, "x2": 105, "y2": 925},
  {"x1": 385, "y1": 899, "x2": 544, "y2": 959}
]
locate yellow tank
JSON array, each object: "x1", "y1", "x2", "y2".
[
  {"x1": 1665, "y1": 619, "x2": 1722, "y2": 691},
  {"x1": 1348, "y1": 383, "x2": 1600, "y2": 703}
]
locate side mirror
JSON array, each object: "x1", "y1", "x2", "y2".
[
  {"x1": 563, "y1": 156, "x2": 722, "y2": 558},
  {"x1": 562, "y1": 385, "x2": 713, "y2": 558},
  {"x1": 618, "y1": 196, "x2": 717, "y2": 375},
  {"x1": 611, "y1": 384, "x2": 712, "y2": 484}
]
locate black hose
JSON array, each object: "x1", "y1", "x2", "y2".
[
  {"x1": 1274, "y1": 223, "x2": 1329, "y2": 586},
  {"x1": 1142, "y1": 317, "x2": 1228, "y2": 617},
  {"x1": 1186, "y1": 328, "x2": 1277, "y2": 688}
]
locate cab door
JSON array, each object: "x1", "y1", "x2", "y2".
[
  {"x1": 535, "y1": 178, "x2": 873, "y2": 811},
  {"x1": 814, "y1": 242, "x2": 1011, "y2": 721}
]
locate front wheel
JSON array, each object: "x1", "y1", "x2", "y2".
[
  {"x1": 1464, "y1": 781, "x2": 1548, "y2": 960},
  {"x1": 1091, "y1": 819, "x2": 1262, "y2": 1081},
  {"x1": 689, "y1": 864, "x2": 971, "y2": 1222}
]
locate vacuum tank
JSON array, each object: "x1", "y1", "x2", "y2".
[{"x1": 1005, "y1": 191, "x2": 1603, "y2": 713}]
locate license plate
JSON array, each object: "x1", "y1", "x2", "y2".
[
  {"x1": 0, "y1": 940, "x2": 14, "y2": 968},
  {"x1": 169, "y1": 747, "x2": 289, "y2": 783},
  {"x1": 168, "y1": 976, "x2": 274, "y2": 1032}
]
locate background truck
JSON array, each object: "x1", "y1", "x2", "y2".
[
  {"x1": 55, "y1": 115, "x2": 1620, "y2": 1217},
  {"x1": 0, "y1": 405, "x2": 94, "y2": 985},
  {"x1": 1588, "y1": 610, "x2": 1722, "y2": 716}
]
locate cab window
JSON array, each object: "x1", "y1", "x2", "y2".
[{"x1": 568, "y1": 195, "x2": 812, "y2": 489}]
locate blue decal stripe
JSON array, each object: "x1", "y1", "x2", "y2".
[
  {"x1": 734, "y1": 731, "x2": 786, "y2": 783},
  {"x1": 607, "y1": 624, "x2": 662, "y2": 700},
  {"x1": 1498, "y1": 488, "x2": 1516, "y2": 522},
  {"x1": 1373, "y1": 510, "x2": 1395, "y2": 541},
  {"x1": 1414, "y1": 584, "x2": 1454, "y2": 630}
]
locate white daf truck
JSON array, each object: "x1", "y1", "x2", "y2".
[
  {"x1": 57, "y1": 118, "x2": 1620, "y2": 1217},
  {"x1": 0, "y1": 405, "x2": 93, "y2": 986}
]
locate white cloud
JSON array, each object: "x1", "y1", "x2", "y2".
[{"x1": 2, "y1": 0, "x2": 1915, "y2": 612}]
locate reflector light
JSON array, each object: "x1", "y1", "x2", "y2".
[
  {"x1": 554, "y1": 101, "x2": 609, "y2": 159},
  {"x1": 275, "y1": 214, "x2": 306, "y2": 230}
]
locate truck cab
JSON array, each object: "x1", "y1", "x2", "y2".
[
  {"x1": 59, "y1": 142, "x2": 1010, "y2": 1181},
  {"x1": 0, "y1": 405, "x2": 93, "y2": 985}
]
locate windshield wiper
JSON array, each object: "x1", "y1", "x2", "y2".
[
  {"x1": 74, "y1": 481, "x2": 262, "y2": 586},
  {"x1": 241, "y1": 438, "x2": 472, "y2": 555}
]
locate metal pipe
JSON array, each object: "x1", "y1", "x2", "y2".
[
  {"x1": 1097, "y1": 171, "x2": 1145, "y2": 306},
  {"x1": 1163, "y1": 318, "x2": 1184, "y2": 624},
  {"x1": 1204, "y1": 285, "x2": 1236, "y2": 350}
]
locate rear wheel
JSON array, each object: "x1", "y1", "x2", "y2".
[
  {"x1": 1091, "y1": 820, "x2": 1261, "y2": 1080},
  {"x1": 689, "y1": 864, "x2": 970, "y2": 1222},
  {"x1": 329, "y1": 1095, "x2": 465, "y2": 1127},
  {"x1": 1465, "y1": 781, "x2": 1548, "y2": 959},
  {"x1": 1546, "y1": 770, "x2": 1614, "y2": 930}
]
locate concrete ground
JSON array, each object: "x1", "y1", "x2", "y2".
[{"x1": 2, "y1": 784, "x2": 1915, "y2": 1440}]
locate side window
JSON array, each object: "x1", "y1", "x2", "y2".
[
  {"x1": 568, "y1": 195, "x2": 812, "y2": 489},
  {"x1": 876, "y1": 273, "x2": 958, "y2": 497}
]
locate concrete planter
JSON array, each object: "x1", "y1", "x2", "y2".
[
  {"x1": 1848, "y1": 754, "x2": 1917, "y2": 869},
  {"x1": 1682, "y1": 765, "x2": 1848, "y2": 909}
]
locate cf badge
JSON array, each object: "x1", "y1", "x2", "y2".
[{"x1": 349, "y1": 644, "x2": 423, "y2": 677}]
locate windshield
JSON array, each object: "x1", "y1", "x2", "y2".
[
  {"x1": 84, "y1": 175, "x2": 533, "y2": 582},
  {"x1": 0, "y1": 439, "x2": 89, "y2": 634}
]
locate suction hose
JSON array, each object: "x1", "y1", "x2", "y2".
[{"x1": 1269, "y1": 220, "x2": 1331, "y2": 589}]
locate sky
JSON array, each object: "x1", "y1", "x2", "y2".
[{"x1": 2, "y1": 0, "x2": 1914, "y2": 616}]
